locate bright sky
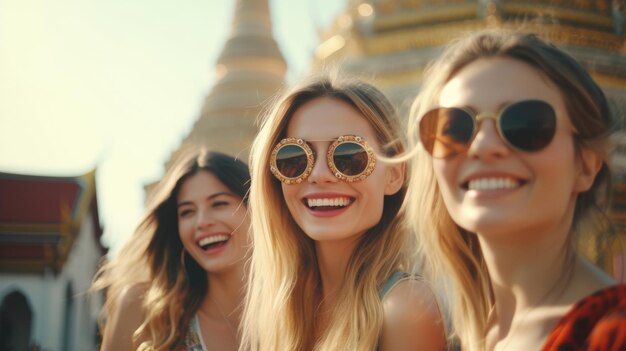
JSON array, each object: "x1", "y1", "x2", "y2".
[{"x1": 0, "y1": 0, "x2": 345, "y2": 255}]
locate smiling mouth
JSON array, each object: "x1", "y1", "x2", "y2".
[
  {"x1": 304, "y1": 197, "x2": 354, "y2": 211},
  {"x1": 462, "y1": 177, "x2": 525, "y2": 191},
  {"x1": 197, "y1": 235, "x2": 230, "y2": 251}
]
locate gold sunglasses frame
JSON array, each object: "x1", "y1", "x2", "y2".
[
  {"x1": 270, "y1": 135, "x2": 376, "y2": 184},
  {"x1": 419, "y1": 99, "x2": 557, "y2": 158}
]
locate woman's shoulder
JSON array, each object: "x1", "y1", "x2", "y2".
[
  {"x1": 382, "y1": 277, "x2": 443, "y2": 322},
  {"x1": 543, "y1": 284, "x2": 626, "y2": 350},
  {"x1": 380, "y1": 277, "x2": 446, "y2": 350},
  {"x1": 108, "y1": 282, "x2": 149, "y2": 324},
  {"x1": 100, "y1": 282, "x2": 150, "y2": 351},
  {"x1": 118, "y1": 282, "x2": 149, "y2": 307}
]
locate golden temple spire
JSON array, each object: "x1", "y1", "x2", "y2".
[{"x1": 171, "y1": 0, "x2": 287, "y2": 163}]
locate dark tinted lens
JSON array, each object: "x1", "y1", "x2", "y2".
[
  {"x1": 333, "y1": 142, "x2": 368, "y2": 176},
  {"x1": 500, "y1": 100, "x2": 556, "y2": 152},
  {"x1": 419, "y1": 108, "x2": 475, "y2": 157},
  {"x1": 276, "y1": 144, "x2": 308, "y2": 178}
]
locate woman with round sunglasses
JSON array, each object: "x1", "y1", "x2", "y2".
[
  {"x1": 241, "y1": 75, "x2": 446, "y2": 351},
  {"x1": 407, "y1": 30, "x2": 626, "y2": 350},
  {"x1": 92, "y1": 149, "x2": 251, "y2": 351}
]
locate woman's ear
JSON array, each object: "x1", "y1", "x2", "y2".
[
  {"x1": 574, "y1": 147, "x2": 603, "y2": 193},
  {"x1": 384, "y1": 162, "x2": 406, "y2": 195}
]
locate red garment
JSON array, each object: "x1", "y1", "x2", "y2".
[{"x1": 542, "y1": 285, "x2": 626, "y2": 351}]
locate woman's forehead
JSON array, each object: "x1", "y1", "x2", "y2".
[
  {"x1": 285, "y1": 97, "x2": 378, "y2": 141},
  {"x1": 439, "y1": 57, "x2": 564, "y2": 112}
]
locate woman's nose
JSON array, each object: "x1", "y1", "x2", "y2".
[
  {"x1": 307, "y1": 146, "x2": 338, "y2": 184},
  {"x1": 196, "y1": 208, "x2": 217, "y2": 228},
  {"x1": 467, "y1": 119, "x2": 511, "y2": 161}
]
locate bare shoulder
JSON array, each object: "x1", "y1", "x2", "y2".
[
  {"x1": 380, "y1": 279, "x2": 446, "y2": 351},
  {"x1": 100, "y1": 282, "x2": 148, "y2": 351},
  {"x1": 118, "y1": 282, "x2": 149, "y2": 309}
]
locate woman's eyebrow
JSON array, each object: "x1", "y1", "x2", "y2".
[
  {"x1": 207, "y1": 192, "x2": 236, "y2": 200},
  {"x1": 177, "y1": 192, "x2": 235, "y2": 208}
]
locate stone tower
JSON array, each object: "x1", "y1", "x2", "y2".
[{"x1": 169, "y1": 0, "x2": 286, "y2": 164}]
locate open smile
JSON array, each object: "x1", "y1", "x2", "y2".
[
  {"x1": 196, "y1": 234, "x2": 231, "y2": 252},
  {"x1": 462, "y1": 177, "x2": 526, "y2": 191},
  {"x1": 305, "y1": 196, "x2": 353, "y2": 209},
  {"x1": 302, "y1": 195, "x2": 355, "y2": 216}
]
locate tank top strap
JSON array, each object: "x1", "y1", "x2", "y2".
[
  {"x1": 378, "y1": 271, "x2": 411, "y2": 300},
  {"x1": 184, "y1": 315, "x2": 206, "y2": 351}
]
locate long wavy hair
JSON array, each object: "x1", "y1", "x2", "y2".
[
  {"x1": 405, "y1": 30, "x2": 614, "y2": 350},
  {"x1": 92, "y1": 148, "x2": 250, "y2": 351},
  {"x1": 241, "y1": 75, "x2": 415, "y2": 351}
]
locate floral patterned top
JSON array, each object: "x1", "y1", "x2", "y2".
[
  {"x1": 184, "y1": 315, "x2": 206, "y2": 351},
  {"x1": 542, "y1": 285, "x2": 626, "y2": 350}
]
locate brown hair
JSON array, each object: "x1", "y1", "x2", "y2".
[{"x1": 92, "y1": 149, "x2": 250, "y2": 350}]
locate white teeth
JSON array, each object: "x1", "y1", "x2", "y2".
[
  {"x1": 198, "y1": 235, "x2": 230, "y2": 247},
  {"x1": 307, "y1": 197, "x2": 352, "y2": 207},
  {"x1": 467, "y1": 178, "x2": 520, "y2": 191}
]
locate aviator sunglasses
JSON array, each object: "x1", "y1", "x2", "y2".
[
  {"x1": 419, "y1": 99, "x2": 557, "y2": 158},
  {"x1": 270, "y1": 135, "x2": 376, "y2": 184}
]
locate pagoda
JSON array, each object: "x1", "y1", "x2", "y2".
[
  {"x1": 167, "y1": 0, "x2": 287, "y2": 165},
  {"x1": 314, "y1": 0, "x2": 624, "y2": 114}
]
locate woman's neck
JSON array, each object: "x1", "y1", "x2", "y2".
[
  {"x1": 315, "y1": 238, "x2": 359, "y2": 299},
  {"x1": 480, "y1": 224, "x2": 570, "y2": 351},
  {"x1": 201, "y1": 263, "x2": 246, "y2": 325},
  {"x1": 480, "y1": 223, "x2": 616, "y2": 350},
  {"x1": 481, "y1": 229, "x2": 569, "y2": 309},
  {"x1": 308, "y1": 240, "x2": 357, "y2": 346},
  {"x1": 480, "y1": 200, "x2": 579, "y2": 306},
  {"x1": 195, "y1": 265, "x2": 246, "y2": 351}
]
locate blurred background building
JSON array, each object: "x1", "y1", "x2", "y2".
[
  {"x1": 0, "y1": 170, "x2": 105, "y2": 351},
  {"x1": 314, "y1": 0, "x2": 626, "y2": 114}
]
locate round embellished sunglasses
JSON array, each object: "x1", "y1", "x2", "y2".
[
  {"x1": 419, "y1": 99, "x2": 557, "y2": 158},
  {"x1": 270, "y1": 135, "x2": 376, "y2": 184}
]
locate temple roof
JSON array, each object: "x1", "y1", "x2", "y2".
[
  {"x1": 0, "y1": 170, "x2": 105, "y2": 274},
  {"x1": 313, "y1": 0, "x2": 625, "y2": 120}
]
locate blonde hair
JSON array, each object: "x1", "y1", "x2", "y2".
[
  {"x1": 241, "y1": 75, "x2": 416, "y2": 351},
  {"x1": 91, "y1": 149, "x2": 250, "y2": 351},
  {"x1": 406, "y1": 30, "x2": 614, "y2": 350}
]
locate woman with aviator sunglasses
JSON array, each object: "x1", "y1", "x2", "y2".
[
  {"x1": 241, "y1": 75, "x2": 446, "y2": 351},
  {"x1": 407, "y1": 30, "x2": 626, "y2": 350}
]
